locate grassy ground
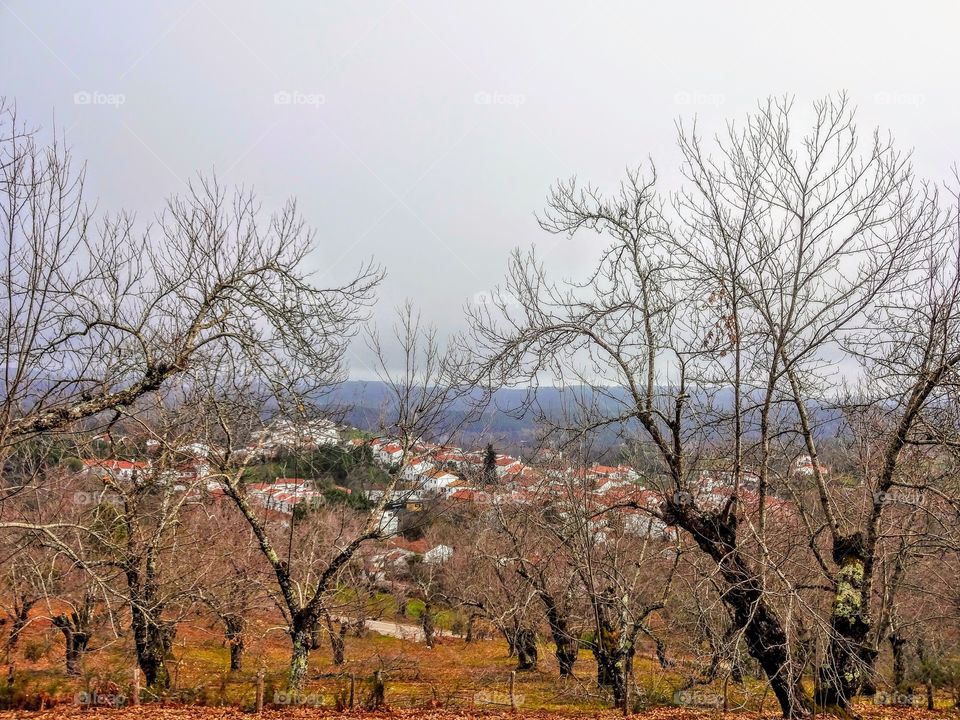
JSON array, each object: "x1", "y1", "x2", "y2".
[
  {"x1": 1, "y1": 608, "x2": 957, "y2": 717},
  {"x1": 2, "y1": 705, "x2": 958, "y2": 719}
]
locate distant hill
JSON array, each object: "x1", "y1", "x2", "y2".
[{"x1": 320, "y1": 381, "x2": 845, "y2": 456}]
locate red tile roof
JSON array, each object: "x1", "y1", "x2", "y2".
[{"x1": 83, "y1": 459, "x2": 147, "y2": 471}]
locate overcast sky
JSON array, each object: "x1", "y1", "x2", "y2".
[{"x1": 3, "y1": 1, "x2": 959, "y2": 378}]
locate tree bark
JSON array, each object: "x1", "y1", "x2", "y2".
[
  {"x1": 539, "y1": 591, "x2": 578, "y2": 676},
  {"x1": 127, "y1": 563, "x2": 175, "y2": 690},
  {"x1": 672, "y1": 506, "x2": 812, "y2": 718},
  {"x1": 421, "y1": 601, "x2": 435, "y2": 649},
  {"x1": 889, "y1": 630, "x2": 908, "y2": 692},
  {"x1": 591, "y1": 613, "x2": 627, "y2": 708},
  {"x1": 515, "y1": 627, "x2": 538, "y2": 671},
  {"x1": 325, "y1": 613, "x2": 346, "y2": 665},
  {"x1": 224, "y1": 614, "x2": 244, "y2": 672},
  {"x1": 288, "y1": 625, "x2": 311, "y2": 690},
  {"x1": 6, "y1": 600, "x2": 34, "y2": 651},
  {"x1": 131, "y1": 613, "x2": 175, "y2": 690},
  {"x1": 817, "y1": 533, "x2": 876, "y2": 711},
  {"x1": 51, "y1": 614, "x2": 91, "y2": 676}
]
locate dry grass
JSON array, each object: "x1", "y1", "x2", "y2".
[{"x1": 1, "y1": 610, "x2": 956, "y2": 717}]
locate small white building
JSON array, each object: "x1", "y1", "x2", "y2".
[
  {"x1": 374, "y1": 442, "x2": 405, "y2": 465},
  {"x1": 420, "y1": 468, "x2": 459, "y2": 492},
  {"x1": 402, "y1": 459, "x2": 435, "y2": 481},
  {"x1": 423, "y1": 544, "x2": 453, "y2": 564}
]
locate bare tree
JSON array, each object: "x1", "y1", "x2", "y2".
[
  {"x1": 0, "y1": 97, "x2": 380, "y2": 453},
  {"x1": 466, "y1": 95, "x2": 947, "y2": 717},
  {"x1": 673, "y1": 94, "x2": 956, "y2": 712},
  {"x1": 208, "y1": 302, "x2": 469, "y2": 689}
]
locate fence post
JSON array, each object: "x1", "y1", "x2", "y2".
[
  {"x1": 623, "y1": 671, "x2": 630, "y2": 716},
  {"x1": 131, "y1": 666, "x2": 140, "y2": 706},
  {"x1": 255, "y1": 668, "x2": 265, "y2": 714},
  {"x1": 371, "y1": 669, "x2": 385, "y2": 709},
  {"x1": 349, "y1": 673, "x2": 355, "y2": 709},
  {"x1": 509, "y1": 670, "x2": 516, "y2": 711}
]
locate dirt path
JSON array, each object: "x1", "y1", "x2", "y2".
[{"x1": 341, "y1": 616, "x2": 453, "y2": 642}]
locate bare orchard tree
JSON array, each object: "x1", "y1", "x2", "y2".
[
  {"x1": 439, "y1": 508, "x2": 541, "y2": 661},
  {"x1": 208, "y1": 303, "x2": 470, "y2": 690},
  {"x1": 0, "y1": 98, "x2": 380, "y2": 454},
  {"x1": 1, "y1": 425, "x2": 203, "y2": 689},
  {"x1": 0, "y1": 95, "x2": 382, "y2": 687},
  {"x1": 673, "y1": 94, "x2": 957, "y2": 713},
  {"x1": 0, "y1": 549, "x2": 45, "y2": 656},
  {"x1": 467, "y1": 172, "x2": 814, "y2": 717},
  {"x1": 467, "y1": 96, "x2": 943, "y2": 717},
  {"x1": 781, "y1": 231, "x2": 960, "y2": 710},
  {"x1": 491, "y1": 498, "x2": 586, "y2": 678},
  {"x1": 192, "y1": 503, "x2": 271, "y2": 673}
]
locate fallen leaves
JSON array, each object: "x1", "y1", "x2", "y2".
[{"x1": 1, "y1": 705, "x2": 959, "y2": 720}]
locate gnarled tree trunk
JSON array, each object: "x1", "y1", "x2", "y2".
[
  {"x1": 674, "y1": 506, "x2": 812, "y2": 718},
  {"x1": 515, "y1": 627, "x2": 538, "y2": 671},
  {"x1": 223, "y1": 613, "x2": 245, "y2": 672},
  {"x1": 51, "y1": 595, "x2": 95, "y2": 676},
  {"x1": 817, "y1": 533, "x2": 876, "y2": 711},
  {"x1": 539, "y1": 591, "x2": 578, "y2": 677}
]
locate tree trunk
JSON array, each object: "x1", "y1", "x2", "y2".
[
  {"x1": 515, "y1": 627, "x2": 538, "y2": 671},
  {"x1": 915, "y1": 638, "x2": 936, "y2": 711},
  {"x1": 673, "y1": 507, "x2": 812, "y2": 718},
  {"x1": 325, "y1": 614, "x2": 346, "y2": 665},
  {"x1": 889, "y1": 630, "x2": 908, "y2": 692},
  {"x1": 288, "y1": 626, "x2": 311, "y2": 690},
  {"x1": 594, "y1": 650, "x2": 626, "y2": 707},
  {"x1": 542, "y1": 598, "x2": 578, "y2": 677},
  {"x1": 7, "y1": 601, "x2": 34, "y2": 651},
  {"x1": 132, "y1": 615, "x2": 175, "y2": 690},
  {"x1": 368, "y1": 669, "x2": 385, "y2": 710},
  {"x1": 421, "y1": 601, "x2": 435, "y2": 648},
  {"x1": 592, "y1": 617, "x2": 627, "y2": 708},
  {"x1": 224, "y1": 615, "x2": 244, "y2": 672},
  {"x1": 51, "y1": 615, "x2": 90, "y2": 676},
  {"x1": 817, "y1": 534, "x2": 875, "y2": 713},
  {"x1": 503, "y1": 626, "x2": 517, "y2": 657},
  {"x1": 309, "y1": 620, "x2": 323, "y2": 650},
  {"x1": 126, "y1": 564, "x2": 175, "y2": 690}
]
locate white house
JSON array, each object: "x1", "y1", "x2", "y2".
[
  {"x1": 374, "y1": 442, "x2": 405, "y2": 465},
  {"x1": 420, "y1": 468, "x2": 459, "y2": 492},
  {"x1": 82, "y1": 458, "x2": 148, "y2": 480},
  {"x1": 495, "y1": 456, "x2": 523, "y2": 477},
  {"x1": 377, "y1": 508, "x2": 400, "y2": 535},
  {"x1": 401, "y1": 458, "x2": 435, "y2": 481},
  {"x1": 423, "y1": 544, "x2": 453, "y2": 564}
]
